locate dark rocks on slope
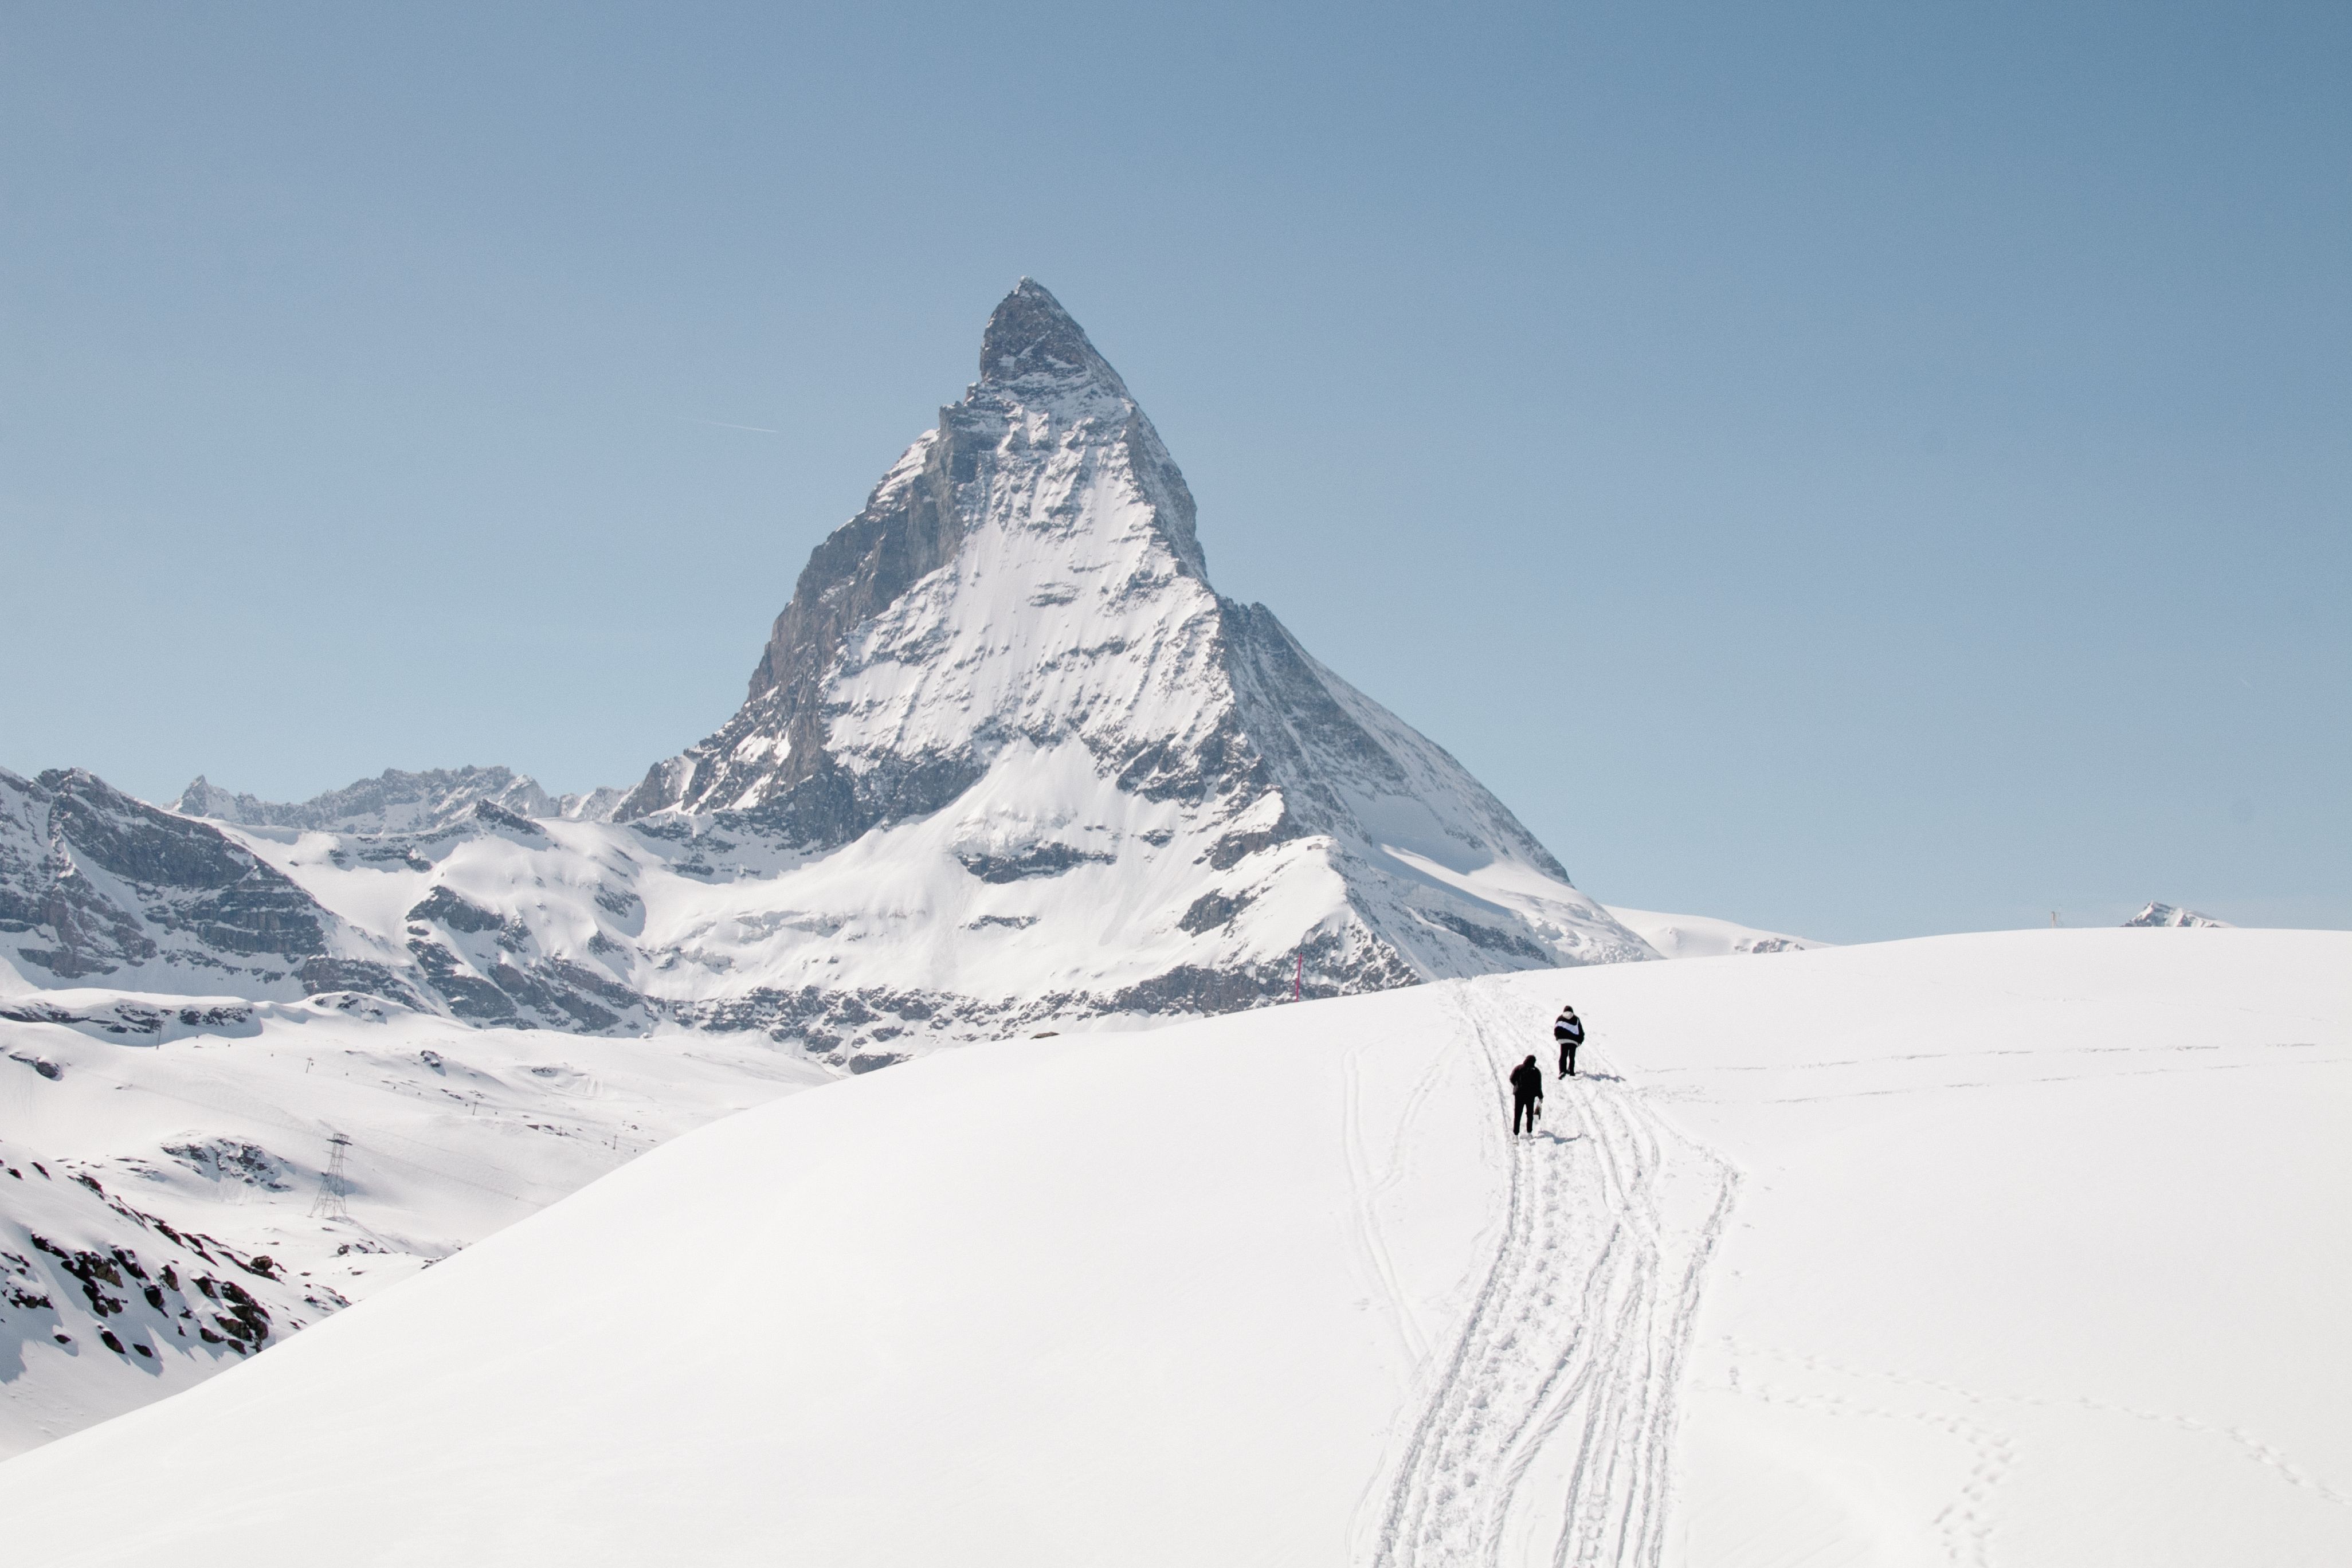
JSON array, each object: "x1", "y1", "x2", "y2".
[
  {"x1": 406, "y1": 887, "x2": 504, "y2": 935},
  {"x1": 1178, "y1": 891, "x2": 1252, "y2": 935},
  {"x1": 0, "y1": 768, "x2": 326, "y2": 981},
  {"x1": 955, "y1": 844, "x2": 1118, "y2": 883}
]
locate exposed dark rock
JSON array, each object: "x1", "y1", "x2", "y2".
[
  {"x1": 1178, "y1": 891, "x2": 1252, "y2": 935},
  {"x1": 0, "y1": 766, "x2": 333, "y2": 982},
  {"x1": 298, "y1": 957, "x2": 427, "y2": 1009},
  {"x1": 472, "y1": 799, "x2": 545, "y2": 836},
  {"x1": 164, "y1": 1139, "x2": 293, "y2": 1191},
  {"x1": 956, "y1": 844, "x2": 1116, "y2": 883},
  {"x1": 406, "y1": 887, "x2": 504, "y2": 934},
  {"x1": 408, "y1": 939, "x2": 519, "y2": 1023},
  {"x1": 1418, "y1": 910, "x2": 1555, "y2": 963}
]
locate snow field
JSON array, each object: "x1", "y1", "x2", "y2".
[
  {"x1": 0, "y1": 928, "x2": 2345, "y2": 1566},
  {"x1": 1371, "y1": 983, "x2": 1734, "y2": 1568},
  {"x1": 0, "y1": 994, "x2": 830, "y2": 1455}
]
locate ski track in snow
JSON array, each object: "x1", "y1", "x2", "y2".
[
  {"x1": 1370, "y1": 979, "x2": 1738, "y2": 1568},
  {"x1": 1343, "y1": 1047, "x2": 1440, "y2": 1367}
]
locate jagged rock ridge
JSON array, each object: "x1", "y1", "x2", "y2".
[{"x1": 175, "y1": 767, "x2": 621, "y2": 834}]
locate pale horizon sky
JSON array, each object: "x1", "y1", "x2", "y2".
[{"x1": 3, "y1": 3, "x2": 2345, "y2": 943}]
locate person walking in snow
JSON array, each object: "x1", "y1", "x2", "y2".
[
  {"x1": 1509, "y1": 1055, "x2": 1544, "y2": 1136},
  {"x1": 1554, "y1": 1003, "x2": 1585, "y2": 1078}
]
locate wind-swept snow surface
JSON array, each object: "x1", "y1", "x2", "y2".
[{"x1": 2, "y1": 928, "x2": 2344, "y2": 1566}]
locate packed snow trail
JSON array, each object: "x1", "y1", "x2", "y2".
[{"x1": 1373, "y1": 979, "x2": 1736, "y2": 1568}]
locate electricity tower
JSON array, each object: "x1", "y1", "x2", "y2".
[{"x1": 309, "y1": 1134, "x2": 352, "y2": 1221}]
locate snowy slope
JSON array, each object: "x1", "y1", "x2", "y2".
[
  {"x1": 0, "y1": 987, "x2": 826, "y2": 1457},
  {"x1": 2, "y1": 928, "x2": 2342, "y2": 1566},
  {"x1": 1599, "y1": 905, "x2": 1825, "y2": 958}
]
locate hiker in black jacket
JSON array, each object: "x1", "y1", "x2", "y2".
[
  {"x1": 1554, "y1": 1004, "x2": 1585, "y2": 1077},
  {"x1": 1508, "y1": 1055, "x2": 1543, "y2": 1136}
]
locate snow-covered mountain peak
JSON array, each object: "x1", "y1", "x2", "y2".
[
  {"x1": 609, "y1": 280, "x2": 1648, "y2": 1005},
  {"x1": 2123, "y1": 900, "x2": 2233, "y2": 928},
  {"x1": 620, "y1": 280, "x2": 1218, "y2": 825}
]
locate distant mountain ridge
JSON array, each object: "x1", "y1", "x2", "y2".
[
  {"x1": 2123, "y1": 901, "x2": 2232, "y2": 929},
  {"x1": 173, "y1": 767, "x2": 622, "y2": 835}
]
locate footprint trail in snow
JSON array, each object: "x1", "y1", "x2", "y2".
[{"x1": 1371, "y1": 978, "x2": 1738, "y2": 1568}]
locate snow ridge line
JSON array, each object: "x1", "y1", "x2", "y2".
[{"x1": 1369, "y1": 980, "x2": 1736, "y2": 1568}]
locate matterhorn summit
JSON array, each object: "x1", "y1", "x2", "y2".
[{"x1": 616, "y1": 279, "x2": 1649, "y2": 1025}]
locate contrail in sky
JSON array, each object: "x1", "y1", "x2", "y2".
[{"x1": 674, "y1": 415, "x2": 779, "y2": 434}]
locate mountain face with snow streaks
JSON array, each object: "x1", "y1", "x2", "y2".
[
  {"x1": 7, "y1": 284, "x2": 1643, "y2": 1065},
  {"x1": 609, "y1": 278, "x2": 1648, "y2": 1028},
  {"x1": 2, "y1": 768, "x2": 342, "y2": 992}
]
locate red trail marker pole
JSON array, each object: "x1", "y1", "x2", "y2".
[{"x1": 1294, "y1": 951, "x2": 1303, "y2": 1001}]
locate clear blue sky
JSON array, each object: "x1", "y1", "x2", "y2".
[{"x1": 3, "y1": 3, "x2": 2345, "y2": 943}]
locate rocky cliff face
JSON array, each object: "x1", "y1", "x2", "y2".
[{"x1": 1, "y1": 769, "x2": 335, "y2": 991}]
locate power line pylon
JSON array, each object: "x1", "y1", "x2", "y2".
[{"x1": 309, "y1": 1134, "x2": 352, "y2": 1221}]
